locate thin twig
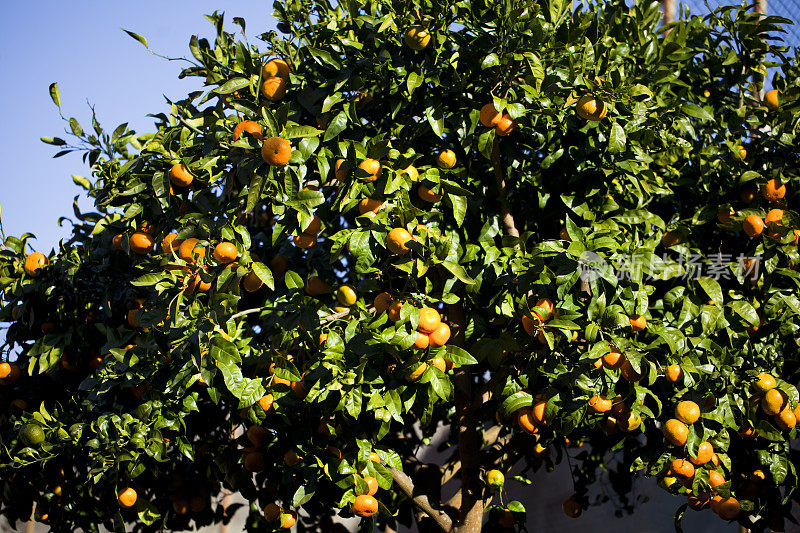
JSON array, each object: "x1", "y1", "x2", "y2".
[
  {"x1": 491, "y1": 139, "x2": 520, "y2": 244},
  {"x1": 390, "y1": 467, "x2": 453, "y2": 532},
  {"x1": 171, "y1": 114, "x2": 231, "y2": 150}
]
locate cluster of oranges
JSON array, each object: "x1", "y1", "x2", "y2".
[{"x1": 479, "y1": 103, "x2": 515, "y2": 136}]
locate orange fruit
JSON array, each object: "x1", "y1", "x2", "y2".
[
  {"x1": 620, "y1": 359, "x2": 643, "y2": 382},
  {"x1": 161, "y1": 233, "x2": 181, "y2": 254},
  {"x1": 118, "y1": 487, "x2": 137, "y2": 508},
  {"x1": 353, "y1": 494, "x2": 379, "y2": 517},
  {"x1": 387, "y1": 300, "x2": 403, "y2": 321},
  {"x1": 244, "y1": 451, "x2": 265, "y2": 472},
  {"x1": 562, "y1": 496, "x2": 582, "y2": 518},
  {"x1": 739, "y1": 183, "x2": 758, "y2": 203},
  {"x1": 743, "y1": 214, "x2": 764, "y2": 237},
  {"x1": 362, "y1": 476, "x2": 379, "y2": 496},
  {"x1": 430, "y1": 357, "x2": 447, "y2": 373},
  {"x1": 270, "y1": 254, "x2": 288, "y2": 277},
  {"x1": 715, "y1": 497, "x2": 740, "y2": 520},
  {"x1": 588, "y1": 395, "x2": 612, "y2": 414},
  {"x1": 334, "y1": 158, "x2": 349, "y2": 180},
  {"x1": 305, "y1": 276, "x2": 330, "y2": 296},
  {"x1": 663, "y1": 418, "x2": 689, "y2": 446},
  {"x1": 403, "y1": 26, "x2": 431, "y2": 50},
  {"x1": 178, "y1": 238, "x2": 205, "y2": 263},
  {"x1": 386, "y1": 228, "x2": 412, "y2": 255},
  {"x1": 414, "y1": 332, "x2": 430, "y2": 350},
  {"x1": 689, "y1": 441, "x2": 713, "y2": 465},
  {"x1": 373, "y1": 292, "x2": 393, "y2": 313},
  {"x1": 671, "y1": 458, "x2": 695, "y2": 478},
  {"x1": 358, "y1": 198, "x2": 384, "y2": 214},
  {"x1": 775, "y1": 407, "x2": 796, "y2": 430},
  {"x1": 733, "y1": 145, "x2": 747, "y2": 161},
  {"x1": 129, "y1": 232, "x2": 155, "y2": 255},
  {"x1": 709, "y1": 469, "x2": 725, "y2": 488},
  {"x1": 436, "y1": 149, "x2": 456, "y2": 169},
  {"x1": 261, "y1": 76, "x2": 287, "y2": 101},
  {"x1": 754, "y1": 372, "x2": 777, "y2": 392},
  {"x1": 428, "y1": 323, "x2": 451, "y2": 347},
  {"x1": 531, "y1": 400, "x2": 547, "y2": 426},
  {"x1": 264, "y1": 503, "x2": 281, "y2": 522},
  {"x1": 534, "y1": 298, "x2": 554, "y2": 320},
  {"x1": 717, "y1": 207, "x2": 735, "y2": 224},
  {"x1": 403, "y1": 165, "x2": 420, "y2": 181},
  {"x1": 764, "y1": 89, "x2": 780, "y2": 110},
  {"x1": 576, "y1": 95, "x2": 607, "y2": 121},
  {"x1": 661, "y1": 230, "x2": 682, "y2": 247},
  {"x1": 293, "y1": 234, "x2": 316, "y2": 248},
  {"x1": 358, "y1": 158, "x2": 382, "y2": 181},
  {"x1": 213, "y1": 242, "x2": 238, "y2": 264},
  {"x1": 629, "y1": 314, "x2": 647, "y2": 331},
  {"x1": 247, "y1": 425, "x2": 268, "y2": 446},
  {"x1": 418, "y1": 307, "x2": 442, "y2": 334},
  {"x1": 418, "y1": 185, "x2": 443, "y2": 203},
  {"x1": 675, "y1": 400, "x2": 700, "y2": 424},
  {"x1": 112, "y1": 233, "x2": 125, "y2": 250},
  {"x1": 738, "y1": 424, "x2": 757, "y2": 439},
  {"x1": 765, "y1": 208, "x2": 784, "y2": 227},
  {"x1": 186, "y1": 272, "x2": 212, "y2": 294},
  {"x1": 258, "y1": 394, "x2": 275, "y2": 414},
  {"x1": 262, "y1": 58, "x2": 290, "y2": 80},
  {"x1": 24, "y1": 252, "x2": 47, "y2": 276},
  {"x1": 763, "y1": 178, "x2": 786, "y2": 202},
  {"x1": 602, "y1": 348, "x2": 625, "y2": 370},
  {"x1": 761, "y1": 388, "x2": 787, "y2": 415},
  {"x1": 232, "y1": 120, "x2": 263, "y2": 142},
  {"x1": 521, "y1": 315, "x2": 539, "y2": 336},
  {"x1": 242, "y1": 271, "x2": 264, "y2": 292},
  {"x1": 283, "y1": 449, "x2": 301, "y2": 466},
  {"x1": 495, "y1": 114, "x2": 515, "y2": 136},
  {"x1": 516, "y1": 406, "x2": 539, "y2": 434},
  {"x1": 369, "y1": 451, "x2": 381, "y2": 463},
  {"x1": 480, "y1": 103, "x2": 501, "y2": 127},
  {"x1": 688, "y1": 493, "x2": 710, "y2": 511},
  {"x1": 0, "y1": 363, "x2": 10, "y2": 379},
  {"x1": 280, "y1": 511, "x2": 297, "y2": 528},
  {"x1": 301, "y1": 215, "x2": 322, "y2": 235},
  {"x1": 169, "y1": 163, "x2": 193, "y2": 187},
  {"x1": 261, "y1": 137, "x2": 291, "y2": 167}
]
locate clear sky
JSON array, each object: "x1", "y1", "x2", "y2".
[{"x1": 0, "y1": 1, "x2": 275, "y2": 252}]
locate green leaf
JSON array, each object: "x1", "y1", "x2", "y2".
[
  {"x1": 444, "y1": 345, "x2": 478, "y2": 366},
  {"x1": 609, "y1": 122, "x2": 626, "y2": 153},
  {"x1": 41, "y1": 137, "x2": 66, "y2": 146},
  {"x1": 215, "y1": 77, "x2": 250, "y2": 94},
  {"x1": 681, "y1": 104, "x2": 714, "y2": 122},
  {"x1": 324, "y1": 111, "x2": 348, "y2": 141},
  {"x1": 499, "y1": 392, "x2": 533, "y2": 419},
  {"x1": 481, "y1": 53, "x2": 500, "y2": 68},
  {"x1": 71, "y1": 175, "x2": 90, "y2": 190},
  {"x1": 122, "y1": 29, "x2": 149, "y2": 49},
  {"x1": 48, "y1": 82, "x2": 61, "y2": 108},
  {"x1": 252, "y1": 262, "x2": 275, "y2": 291},
  {"x1": 442, "y1": 261, "x2": 474, "y2": 284},
  {"x1": 697, "y1": 277, "x2": 723, "y2": 305}
]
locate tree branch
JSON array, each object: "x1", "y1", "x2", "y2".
[
  {"x1": 491, "y1": 139, "x2": 519, "y2": 241},
  {"x1": 390, "y1": 467, "x2": 453, "y2": 532}
]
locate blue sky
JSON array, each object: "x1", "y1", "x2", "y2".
[{"x1": 0, "y1": 1, "x2": 275, "y2": 252}]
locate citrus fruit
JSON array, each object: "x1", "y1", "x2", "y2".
[
  {"x1": 418, "y1": 307, "x2": 442, "y2": 334},
  {"x1": 588, "y1": 395, "x2": 613, "y2": 414},
  {"x1": 213, "y1": 242, "x2": 238, "y2": 264},
  {"x1": 675, "y1": 400, "x2": 700, "y2": 424},
  {"x1": 403, "y1": 26, "x2": 431, "y2": 50},
  {"x1": 169, "y1": 163, "x2": 193, "y2": 187},
  {"x1": 485, "y1": 469, "x2": 505, "y2": 489},
  {"x1": 743, "y1": 215, "x2": 764, "y2": 237},
  {"x1": 24, "y1": 252, "x2": 47, "y2": 276},
  {"x1": 629, "y1": 314, "x2": 647, "y2": 331},
  {"x1": 663, "y1": 418, "x2": 688, "y2": 446},
  {"x1": 754, "y1": 372, "x2": 776, "y2": 392},
  {"x1": 428, "y1": 323, "x2": 451, "y2": 347},
  {"x1": 232, "y1": 120, "x2": 263, "y2": 142},
  {"x1": 764, "y1": 89, "x2": 780, "y2": 110},
  {"x1": 261, "y1": 137, "x2": 291, "y2": 166},
  {"x1": 261, "y1": 76, "x2": 287, "y2": 101},
  {"x1": 353, "y1": 494, "x2": 379, "y2": 517},
  {"x1": 20, "y1": 424, "x2": 45, "y2": 447},
  {"x1": 262, "y1": 58, "x2": 290, "y2": 79},
  {"x1": 242, "y1": 271, "x2": 264, "y2": 292},
  {"x1": 763, "y1": 178, "x2": 786, "y2": 202},
  {"x1": 576, "y1": 95, "x2": 607, "y2": 121},
  {"x1": 373, "y1": 292, "x2": 393, "y2": 313},
  {"x1": 562, "y1": 496, "x2": 582, "y2": 518},
  {"x1": 436, "y1": 149, "x2": 456, "y2": 169},
  {"x1": 118, "y1": 487, "x2": 137, "y2": 508},
  {"x1": 689, "y1": 441, "x2": 713, "y2": 465},
  {"x1": 602, "y1": 348, "x2": 625, "y2": 370},
  {"x1": 386, "y1": 228, "x2": 412, "y2": 255},
  {"x1": 761, "y1": 388, "x2": 787, "y2": 415},
  {"x1": 495, "y1": 114, "x2": 515, "y2": 136},
  {"x1": 336, "y1": 285, "x2": 357, "y2": 306},
  {"x1": 480, "y1": 103, "x2": 501, "y2": 127}
]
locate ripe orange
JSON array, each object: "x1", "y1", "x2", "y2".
[
  {"x1": 161, "y1": 232, "x2": 181, "y2": 254},
  {"x1": 232, "y1": 120, "x2": 263, "y2": 142},
  {"x1": 689, "y1": 441, "x2": 713, "y2": 465},
  {"x1": 437, "y1": 149, "x2": 456, "y2": 169},
  {"x1": 118, "y1": 487, "x2": 137, "y2": 508},
  {"x1": 661, "y1": 230, "x2": 682, "y2": 247},
  {"x1": 129, "y1": 232, "x2": 155, "y2": 255},
  {"x1": 763, "y1": 178, "x2": 786, "y2": 202},
  {"x1": 588, "y1": 395, "x2": 613, "y2": 413},
  {"x1": 775, "y1": 407, "x2": 796, "y2": 430},
  {"x1": 387, "y1": 228, "x2": 412, "y2": 255},
  {"x1": 761, "y1": 388, "x2": 787, "y2": 415},
  {"x1": 247, "y1": 425, "x2": 268, "y2": 446},
  {"x1": 738, "y1": 424, "x2": 757, "y2": 439},
  {"x1": 270, "y1": 254, "x2": 288, "y2": 277},
  {"x1": 418, "y1": 307, "x2": 442, "y2": 334},
  {"x1": 305, "y1": 276, "x2": 330, "y2": 296},
  {"x1": 283, "y1": 449, "x2": 301, "y2": 466},
  {"x1": 663, "y1": 418, "x2": 689, "y2": 446},
  {"x1": 358, "y1": 158, "x2": 382, "y2": 181},
  {"x1": 562, "y1": 496, "x2": 582, "y2": 518},
  {"x1": 169, "y1": 163, "x2": 193, "y2": 187},
  {"x1": 213, "y1": 242, "x2": 238, "y2": 264},
  {"x1": 764, "y1": 89, "x2": 780, "y2": 110},
  {"x1": 261, "y1": 76, "x2": 287, "y2": 101},
  {"x1": 178, "y1": 238, "x2": 205, "y2": 263},
  {"x1": 293, "y1": 234, "x2": 316, "y2": 249},
  {"x1": 258, "y1": 393, "x2": 275, "y2": 413},
  {"x1": 186, "y1": 272, "x2": 212, "y2": 294},
  {"x1": 534, "y1": 298, "x2": 554, "y2": 320},
  {"x1": 264, "y1": 503, "x2": 281, "y2": 522},
  {"x1": 739, "y1": 183, "x2": 758, "y2": 203},
  {"x1": 358, "y1": 198, "x2": 384, "y2": 214},
  {"x1": 112, "y1": 233, "x2": 125, "y2": 250},
  {"x1": 403, "y1": 26, "x2": 431, "y2": 50},
  {"x1": 387, "y1": 300, "x2": 403, "y2": 321},
  {"x1": 733, "y1": 145, "x2": 747, "y2": 161},
  {"x1": 617, "y1": 412, "x2": 642, "y2": 432},
  {"x1": 428, "y1": 323, "x2": 451, "y2": 347},
  {"x1": 403, "y1": 164, "x2": 419, "y2": 181},
  {"x1": 479, "y1": 103, "x2": 501, "y2": 127},
  {"x1": 261, "y1": 137, "x2": 292, "y2": 166},
  {"x1": 516, "y1": 406, "x2": 539, "y2": 434},
  {"x1": 280, "y1": 511, "x2": 297, "y2": 528},
  {"x1": 0, "y1": 363, "x2": 11, "y2": 379},
  {"x1": 373, "y1": 292, "x2": 393, "y2": 313},
  {"x1": 362, "y1": 476, "x2": 379, "y2": 496},
  {"x1": 430, "y1": 357, "x2": 447, "y2": 373},
  {"x1": 576, "y1": 95, "x2": 607, "y2": 121},
  {"x1": 671, "y1": 459, "x2": 695, "y2": 478},
  {"x1": 353, "y1": 494, "x2": 379, "y2": 517},
  {"x1": 629, "y1": 314, "x2": 647, "y2": 331},
  {"x1": 334, "y1": 158, "x2": 349, "y2": 180},
  {"x1": 620, "y1": 359, "x2": 643, "y2": 382},
  {"x1": 495, "y1": 114, "x2": 515, "y2": 136},
  {"x1": 675, "y1": 400, "x2": 700, "y2": 424},
  {"x1": 688, "y1": 493, "x2": 710, "y2": 511},
  {"x1": 262, "y1": 58, "x2": 290, "y2": 80},
  {"x1": 418, "y1": 185, "x2": 443, "y2": 203},
  {"x1": 754, "y1": 372, "x2": 777, "y2": 392},
  {"x1": 742, "y1": 214, "x2": 764, "y2": 237},
  {"x1": 602, "y1": 348, "x2": 625, "y2": 370},
  {"x1": 531, "y1": 400, "x2": 547, "y2": 426},
  {"x1": 717, "y1": 207, "x2": 735, "y2": 223},
  {"x1": 24, "y1": 252, "x2": 47, "y2": 276},
  {"x1": 242, "y1": 271, "x2": 264, "y2": 292},
  {"x1": 715, "y1": 497, "x2": 740, "y2": 520},
  {"x1": 521, "y1": 315, "x2": 539, "y2": 336},
  {"x1": 414, "y1": 332, "x2": 430, "y2": 350},
  {"x1": 765, "y1": 208, "x2": 784, "y2": 228},
  {"x1": 300, "y1": 215, "x2": 322, "y2": 235}
]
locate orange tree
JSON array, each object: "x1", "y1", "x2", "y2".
[{"x1": 1, "y1": 0, "x2": 799, "y2": 531}]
